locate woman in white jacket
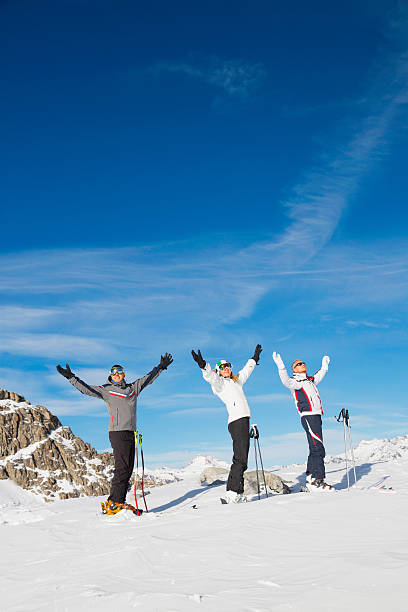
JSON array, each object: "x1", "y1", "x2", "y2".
[{"x1": 192, "y1": 344, "x2": 262, "y2": 503}]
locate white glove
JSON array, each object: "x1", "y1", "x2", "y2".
[
  {"x1": 321, "y1": 355, "x2": 330, "y2": 369},
  {"x1": 273, "y1": 351, "x2": 285, "y2": 370}
]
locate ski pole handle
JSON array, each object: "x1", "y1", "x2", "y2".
[
  {"x1": 336, "y1": 409, "x2": 346, "y2": 422},
  {"x1": 250, "y1": 424, "x2": 259, "y2": 439}
]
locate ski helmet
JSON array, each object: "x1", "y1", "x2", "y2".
[{"x1": 215, "y1": 360, "x2": 232, "y2": 372}]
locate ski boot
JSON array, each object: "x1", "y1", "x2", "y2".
[
  {"x1": 122, "y1": 502, "x2": 143, "y2": 516},
  {"x1": 101, "y1": 499, "x2": 143, "y2": 516},
  {"x1": 220, "y1": 491, "x2": 247, "y2": 504},
  {"x1": 307, "y1": 478, "x2": 334, "y2": 492}
]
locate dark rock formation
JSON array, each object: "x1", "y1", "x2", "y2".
[{"x1": 0, "y1": 390, "x2": 168, "y2": 502}]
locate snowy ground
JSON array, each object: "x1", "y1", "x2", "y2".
[{"x1": 1, "y1": 437, "x2": 408, "y2": 612}]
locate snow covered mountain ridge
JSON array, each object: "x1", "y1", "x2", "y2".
[{"x1": 326, "y1": 434, "x2": 408, "y2": 464}]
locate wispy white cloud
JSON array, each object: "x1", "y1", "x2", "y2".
[
  {"x1": 0, "y1": 306, "x2": 63, "y2": 330},
  {"x1": 346, "y1": 320, "x2": 390, "y2": 329},
  {"x1": 1, "y1": 333, "x2": 112, "y2": 360},
  {"x1": 151, "y1": 56, "x2": 266, "y2": 98},
  {"x1": 167, "y1": 406, "x2": 223, "y2": 417}
]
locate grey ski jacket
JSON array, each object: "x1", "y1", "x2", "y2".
[{"x1": 67, "y1": 366, "x2": 163, "y2": 431}]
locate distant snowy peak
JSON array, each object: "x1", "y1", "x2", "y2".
[
  {"x1": 352, "y1": 435, "x2": 408, "y2": 463},
  {"x1": 184, "y1": 454, "x2": 230, "y2": 474},
  {"x1": 147, "y1": 455, "x2": 230, "y2": 482},
  {"x1": 327, "y1": 434, "x2": 408, "y2": 464}
]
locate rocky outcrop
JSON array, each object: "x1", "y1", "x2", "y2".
[
  {"x1": 0, "y1": 388, "x2": 27, "y2": 403},
  {"x1": 0, "y1": 391, "x2": 168, "y2": 502},
  {"x1": 200, "y1": 466, "x2": 292, "y2": 494},
  {"x1": 0, "y1": 396, "x2": 115, "y2": 501}
]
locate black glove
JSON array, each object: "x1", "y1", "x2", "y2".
[
  {"x1": 56, "y1": 363, "x2": 74, "y2": 379},
  {"x1": 252, "y1": 344, "x2": 262, "y2": 364},
  {"x1": 160, "y1": 353, "x2": 173, "y2": 370},
  {"x1": 191, "y1": 349, "x2": 206, "y2": 369}
]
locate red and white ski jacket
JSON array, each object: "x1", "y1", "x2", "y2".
[
  {"x1": 278, "y1": 366, "x2": 328, "y2": 417},
  {"x1": 202, "y1": 359, "x2": 256, "y2": 424}
]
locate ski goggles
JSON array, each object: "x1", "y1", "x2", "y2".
[
  {"x1": 218, "y1": 362, "x2": 231, "y2": 370},
  {"x1": 293, "y1": 361, "x2": 305, "y2": 368},
  {"x1": 110, "y1": 367, "x2": 125, "y2": 375}
]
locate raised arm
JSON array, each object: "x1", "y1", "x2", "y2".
[
  {"x1": 238, "y1": 344, "x2": 262, "y2": 384},
  {"x1": 313, "y1": 355, "x2": 330, "y2": 384},
  {"x1": 133, "y1": 353, "x2": 173, "y2": 395},
  {"x1": 56, "y1": 363, "x2": 104, "y2": 399},
  {"x1": 191, "y1": 349, "x2": 223, "y2": 392},
  {"x1": 272, "y1": 352, "x2": 304, "y2": 390},
  {"x1": 201, "y1": 362, "x2": 223, "y2": 392}
]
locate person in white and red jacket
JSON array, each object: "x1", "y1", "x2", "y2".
[
  {"x1": 192, "y1": 345, "x2": 262, "y2": 503},
  {"x1": 273, "y1": 352, "x2": 333, "y2": 491}
]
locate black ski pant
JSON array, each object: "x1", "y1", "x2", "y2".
[
  {"x1": 301, "y1": 414, "x2": 325, "y2": 480},
  {"x1": 226, "y1": 416, "x2": 250, "y2": 494},
  {"x1": 109, "y1": 430, "x2": 135, "y2": 503}
]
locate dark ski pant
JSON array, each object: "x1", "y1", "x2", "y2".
[
  {"x1": 301, "y1": 414, "x2": 325, "y2": 480},
  {"x1": 109, "y1": 430, "x2": 135, "y2": 503},
  {"x1": 227, "y1": 416, "x2": 250, "y2": 494}
]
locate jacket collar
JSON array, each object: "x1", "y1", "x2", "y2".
[
  {"x1": 107, "y1": 377, "x2": 127, "y2": 388},
  {"x1": 293, "y1": 372, "x2": 308, "y2": 382}
]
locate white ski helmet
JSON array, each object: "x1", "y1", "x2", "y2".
[{"x1": 215, "y1": 360, "x2": 232, "y2": 372}]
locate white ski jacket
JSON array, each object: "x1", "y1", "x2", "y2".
[
  {"x1": 278, "y1": 366, "x2": 328, "y2": 417},
  {"x1": 202, "y1": 359, "x2": 256, "y2": 424}
]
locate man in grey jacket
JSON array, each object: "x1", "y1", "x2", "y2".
[{"x1": 57, "y1": 354, "x2": 173, "y2": 511}]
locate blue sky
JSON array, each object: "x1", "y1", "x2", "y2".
[{"x1": 1, "y1": 1, "x2": 408, "y2": 467}]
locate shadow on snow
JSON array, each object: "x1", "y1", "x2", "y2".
[
  {"x1": 151, "y1": 482, "x2": 224, "y2": 513},
  {"x1": 290, "y1": 460, "x2": 389, "y2": 492}
]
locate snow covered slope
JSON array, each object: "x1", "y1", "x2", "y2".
[{"x1": 0, "y1": 436, "x2": 407, "y2": 611}]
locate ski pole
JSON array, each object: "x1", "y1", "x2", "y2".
[
  {"x1": 336, "y1": 409, "x2": 350, "y2": 491},
  {"x1": 255, "y1": 437, "x2": 269, "y2": 499},
  {"x1": 139, "y1": 433, "x2": 148, "y2": 512},
  {"x1": 345, "y1": 410, "x2": 357, "y2": 485},
  {"x1": 133, "y1": 430, "x2": 141, "y2": 516},
  {"x1": 251, "y1": 424, "x2": 268, "y2": 498},
  {"x1": 254, "y1": 441, "x2": 260, "y2": 500},
  {"x1": 250, "y1": 425, "x2": 260, "y2": 499}
]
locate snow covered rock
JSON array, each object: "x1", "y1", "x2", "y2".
[
  {"x1": 0, "y1": 388, "x2": 26, "y2": 403},
  {"x1": 200, "y1": 467, "x2": 291, "y2": 494},
  {"x1": 244, "y1": 471, "x2": 291, "y2": 495},
  {"x1": 0, "y1": 396, "x2": 115, "y2": 501},
  {"x1": 199, "y1": 467, "x2": 229, "y2": 485}
]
